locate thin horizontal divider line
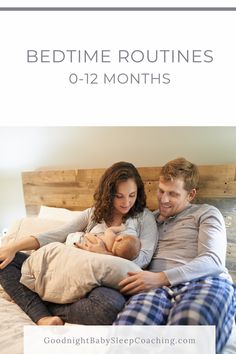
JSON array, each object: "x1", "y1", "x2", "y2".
[{"x1": 0, "y1": 7, "x2": 236, "y2": 11}]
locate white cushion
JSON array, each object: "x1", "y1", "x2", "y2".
[
  {"x1": 38, "y1": 205, "x2": 82, "y2": 222},
  {"x1": 2, "y1": 217, "x2": 65, "y2": 250},
  {"x1": 20, "y1": 242, "x2": 141, "y2": 303}
]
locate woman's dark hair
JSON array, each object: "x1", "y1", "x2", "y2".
[{"x1": 92, "y1": 161, "x2": 146, "y2": 224}]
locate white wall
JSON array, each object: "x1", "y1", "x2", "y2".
[{"x1": 0, "y1": 126, "x2": 236, "y2": 232}]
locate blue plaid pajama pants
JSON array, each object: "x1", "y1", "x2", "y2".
[{"x1": 114, "y1": 277, "x2": 236, "y2": 354}]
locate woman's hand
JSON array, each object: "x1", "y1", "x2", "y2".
[
  {"x1": 0, "y1": 236, "x2": 39, "y2": 270},
  {"x1": 0, "y1": 245, "x2": 16, "y2": 269},
  {"x1": 118, "y1": 271, "x2": 170, "y2": 295},
  {"x1": 75, "y1": 234, "x2": 111, "y2": 254}
]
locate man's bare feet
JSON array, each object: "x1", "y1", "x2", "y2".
[{"x1": 37, "y1": 316, "x2": 64, "y2": 326}]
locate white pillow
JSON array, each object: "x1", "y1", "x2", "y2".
[
  {"x1": 2, "y1": 217, "x2": 65, "y2": 250},
  {"x1": 20, "y1": 242, "x2": 141, "y2": 304},
  {"x1": 38, "y1": 206, "x2": 82, "y2": 222}
]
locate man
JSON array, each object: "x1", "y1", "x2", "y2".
[{"x1": 114, "y1": 157, "x2": 236, "y2": 354}]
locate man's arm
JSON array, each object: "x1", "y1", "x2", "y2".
[
  {"x1": 119, "y1": 271, "x2": 170, "y2": 295},
  {"x1": 164, "y1": 205, "x2": 227, "y2": 286}
]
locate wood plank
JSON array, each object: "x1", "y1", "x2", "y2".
[
  {"x1": 138, "y1": 167, "x2": 162, "y2": 180},
  {"x1": 76, "y1": 169, "x2": 104, "y2": 182},
  {"x1": 227, "y1": 243, "x2": 236, "y2": 263},
  {"x1": 226, "y1": 229, "x2": 236, "y2": 243},
  {"x1": 197, "y1": 181, "x2": 236, "y2": 198},
  {"x1": 22, "y1": 170, "x2": 77, "y2": 184},
  {"x1": 230, "y1": 272, "x2": 236, "y2": 284},
  {"x1": 198, "y1": 164, "x2": 236, "y2": 181}
]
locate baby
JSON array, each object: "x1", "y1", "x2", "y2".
[{"x1": 68, "y1": 225, "x2": 141, "y2": 261}]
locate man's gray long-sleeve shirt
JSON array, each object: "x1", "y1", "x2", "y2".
[{"x1": 149, "y1": 204, "x2": 231, "y2": 285}]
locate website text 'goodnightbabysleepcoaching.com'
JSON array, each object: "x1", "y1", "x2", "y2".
[{"x1": 24, "y1": 325, "x2": 215, "y2": 354}]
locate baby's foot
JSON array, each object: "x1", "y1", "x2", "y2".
[{"x1": 37, "y1": 316, "x2": 64, "y2": 326}]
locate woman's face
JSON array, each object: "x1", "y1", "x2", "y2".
[{"x1": 113, "y1": 178, "x2": 137, "y2": 217}]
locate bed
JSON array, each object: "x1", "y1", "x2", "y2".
[{"x1": 0, "y1": 164, "x2": 236, "y2": 354}]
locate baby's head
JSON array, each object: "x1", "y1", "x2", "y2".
[{"x1": 111, "y1": 235, "x2": 141, "y2": 261}]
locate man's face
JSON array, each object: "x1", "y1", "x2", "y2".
[{"x1": 157, "y1": 178, "x2": 195, "y2": 220}]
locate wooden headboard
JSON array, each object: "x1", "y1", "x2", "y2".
[{"x1": 22, "y1": 164, "x2": 236, "y2": 282}]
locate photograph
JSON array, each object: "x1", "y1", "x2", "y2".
[{"x1": 0, "y1": 126, "x2": 236, "y2": 354}]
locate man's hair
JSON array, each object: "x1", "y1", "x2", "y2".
[{"x1": 160, "y1": 157, "x2": 199, "y2": 191}]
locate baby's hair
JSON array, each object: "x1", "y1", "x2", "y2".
[{"x1": 113, "y1": 235, "x2": 141, "y2": 261}]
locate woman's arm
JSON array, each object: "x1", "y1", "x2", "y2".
[
  {"x1": 0, "y1": 236, "x2": 40, "y2": 269},
  {"x1": 132, "y1": 209, "x2": 159, "y2": 268},
  {"x1": 0, "y1": 208, "x2": 94, "y2": 268},
  {"x1": 35, "y1": 208, "x2": 93, "y2": 247},
  {"x1": 75, "y1": 234, "x2": 113, "y2": 255}
]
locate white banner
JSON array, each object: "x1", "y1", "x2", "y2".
[
  {"x1": 24, "y1": 325, "x2": 215, "y2": 354},
  {"x1": 1, "y1": 8, "x2": 236, "y2": 125}
]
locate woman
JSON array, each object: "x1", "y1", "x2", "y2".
[{"x1": 0, "y1": 161, "x2": 158, "y2": 325}]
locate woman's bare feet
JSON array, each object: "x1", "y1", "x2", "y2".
[{"x1": 37, "y1": 316, "x2": 64, "y2": 326}]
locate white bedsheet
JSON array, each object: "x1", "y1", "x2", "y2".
[{"x1": 0, "y1": 297, "x2": 34, "y2": 354}]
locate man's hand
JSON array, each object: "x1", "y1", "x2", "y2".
[
  {"x1": 75, "y1": 234, "x2": 110, "y2": 254},
  {"x1": 0, "y1": 245, "x2": 16, "y2": 269},
  {"x1": 119, "y1": 271, "x2": 170, "y2": 295}
]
